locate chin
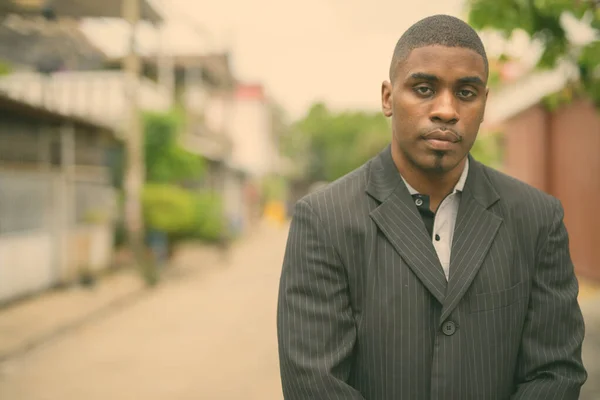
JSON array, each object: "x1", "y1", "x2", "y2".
[{"x1": 419, "y1": 153, "x2": 460, "y2": 174}]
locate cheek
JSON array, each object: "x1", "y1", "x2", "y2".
[
  {"x1": 394, "y1": 97, "x2": 427, "y2": 126},
  {"x1": 461, "y1": 107, "x2": 485, "y2": 132}
]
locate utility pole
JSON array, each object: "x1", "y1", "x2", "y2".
[{"x1": 122, "y1": 0, "x2": 156, "y2": 285}]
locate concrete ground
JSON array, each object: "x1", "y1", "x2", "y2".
[
  {"x1": 581, "y1": 297, "x2": 600, "y2": 400},
  {"x1": 0, "y1": 220, "x2": 599, "y2": 399},
  {"x1": 0, "y1": 222, "x2": 288, "y2": 400}
]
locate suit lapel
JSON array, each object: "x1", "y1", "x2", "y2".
[
  {"x1": 439, "y1": 156, "x2": 503, "y2": 325},
  {"x1": 367, "y1": 146, "x2": 447, "y2": 304}
]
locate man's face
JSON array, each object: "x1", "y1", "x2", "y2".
[{"x1": 382, "y1": 45, "x2": 488, "y2": 175}]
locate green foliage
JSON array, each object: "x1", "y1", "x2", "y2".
[
  {"x1": 141, "y1": 111, "x2": 224, "y2": 243},
  {"x1": 541, "y1": 83, "x2": 587, "y2": 111},
  {"x1": 190, "y1": 192, "x2": 225, "y2": 242},
  {"x1": 283, "y1": 103, "x2": 391, "y2": 183},
  {"x1": 142, "y1": 184, "x2": 224, "y2": 242},
  {"x1": 0, "y1": 60, "x2": 12, "y2": 76},
  {"x1": 143, "y1": 110, "x2": 206, "y2": 183},
  {"x1": 261, "y1": 175, "x2": 288, "y2": 202},
  {"x1": 468, "y1": 0, "x2": 600, "y2": 107},
  {"x1": 110, "y1": 110, "x2": 207, "y2": 189},
  {"x1": 142, "y1": 183, "x2": 197, "y2": 235},
  {"x1": 470, "y1": 131, "x2": 504, "y2": 168}
]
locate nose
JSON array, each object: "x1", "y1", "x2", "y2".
[{"x1": 430, "y1": 90, "x2": 459, "y2": 124}]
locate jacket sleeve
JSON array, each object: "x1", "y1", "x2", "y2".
[
  {"x1": 277, "y1": 199, "x2": 365, "y2": 399},
  {"x1": 511, "y1": 199, "x2": 587, "y2": 399}
]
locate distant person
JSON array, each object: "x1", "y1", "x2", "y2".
[{"x1": 277, "y1": 14, "x2": 586, "y2": 399}]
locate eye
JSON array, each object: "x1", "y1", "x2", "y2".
[
  {"x1": 414, "y1": 86, "x2": 434, "y2": 96},
  {"x1": 457, "y1": 89, "x2": 476, "y2": 99}
]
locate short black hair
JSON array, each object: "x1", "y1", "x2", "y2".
[{"x1": 389, "y1": 14, "x2": 489, "y2": 82}]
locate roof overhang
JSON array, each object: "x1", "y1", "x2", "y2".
[
  {"x1": 0, "y1": 90, "x2": 117, "y2": 134},
  {"x1": 0, "y1": 0, "x2": 163, "y2": 24}
]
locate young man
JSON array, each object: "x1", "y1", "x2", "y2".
[{"x1": 277, "y1": 14, "x2": 587, "y2": 399}]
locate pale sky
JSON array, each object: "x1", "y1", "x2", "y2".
[{"x1": 80, "y1": 0, "x2": 594, "y2": 120}]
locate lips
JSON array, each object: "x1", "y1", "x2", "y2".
[
  {"x1": 423, "y1": 129, "x2": 460, "y2": 151},
  {"x1": 424, "y1": 129, "x2": 460, "y2": 143}
]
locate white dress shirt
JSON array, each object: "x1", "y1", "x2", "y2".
[{"x1": 400, "y1": 159, "x2": 470, "y2": 280}]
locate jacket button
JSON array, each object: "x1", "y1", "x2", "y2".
[{"x1": 442, "y1": 321, "x2": 456, "y2": 336}]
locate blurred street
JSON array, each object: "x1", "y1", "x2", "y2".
[
  {"x1": 0, "y1": 222, "x2": 288, "y2": 400},
  {"x1": 1, "y1": 220, "x2": 600, "y2": 399}
]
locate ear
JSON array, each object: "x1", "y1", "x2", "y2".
[{"x1": 381, "y1": 81, "x2": 393, "y2": 117}]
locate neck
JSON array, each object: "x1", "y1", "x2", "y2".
[{"x1": 392, "y1": 148, "x2": 466, "y2": 209}]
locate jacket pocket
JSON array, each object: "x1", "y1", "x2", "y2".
[{"x1": 469, "y1": 280, "x2": 528, "y2": 313}]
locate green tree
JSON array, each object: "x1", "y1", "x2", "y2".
[
  {"x1": 284, "y1": 103, "x2": 391, "y2": 183},
  {"x1": 468, "y1": 0, "x2": 600, "y2": 107},
  {"x1": 143, "y1": 110, "x2": 206, "y2": 183},
  {"x1": 110, "y1": 110, "x2": 206, "y2": 188}
]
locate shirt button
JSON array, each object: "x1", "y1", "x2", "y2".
[
  {"x1": 415, "y1": 198, "x2": 423, "y2": 207},
  {"x1": 442, "y1": 321, "x2": 457, "y2": 336},
  {"x1": 435, "y1": 234, "x2": 440, "y2": 241}
]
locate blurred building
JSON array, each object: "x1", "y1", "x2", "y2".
[
  {"x1": 0, "y1": 0, "x2": 162, "y2": 304},
  {"x1": 0, "y1": 14, "x2": 106, "y2": 71},
  {"x1": 112, "y1": 53, "x2": 282, "y2": 234},
  {"x1": 485, "y1": 64, "x2": 600, "y2": 281},
  {"x1": 0, "y1": 92, "x2": 118, "y2": 304},
  {"x1": 0, "y1": 69, "x2": 172, "y2": 128},
  {"x1": 0, "y1": 3, "x2": 170, "y2": 131},
  {"x1": 0, "y1": 0, "x2": 162, "y2": 23}
]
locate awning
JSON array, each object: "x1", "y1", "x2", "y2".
[{"x1": 0, "y1": 90, "x2": 116, "y2": 133}]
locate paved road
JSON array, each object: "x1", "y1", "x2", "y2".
[
  {"x1": 0, "y1": 223, "x2": 289, "y2": 400},
  {"x1": 1, "y1": 221, "x2": 598, "y2": 399},
  {"x1": 581, "y1": 299, "x2": 600, "y2": 400}
]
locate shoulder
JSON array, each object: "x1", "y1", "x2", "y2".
[
  {"x1": 296, "y1": 160, "x2": 371, "y2": 215},
  {"x1": 478, "y1": 161, "x2": 561, "y2": 222}
]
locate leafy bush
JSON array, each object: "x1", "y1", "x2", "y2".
[
  {"x1": 190, "y1": 192, "x2": 225, "y2": 242},
  {"x1": 470, "y1": 131, "x2": 504, "y2": 169},
  {"x1": 0, "y1": 61, "x2": 12, "y2": 76},
  {"x1": 143, "y1": 110, "x2": 206, "y2": 183},
  {"x1": 142, "y1": 183, "x2": 197, "y2": 235},
  {"x1": 142, "y1": 183, "x2": 225, "y2": 243}
]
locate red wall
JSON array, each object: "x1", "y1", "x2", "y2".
[{"x1": 503, "y1": 100, "x2": 600, "y2": 281}]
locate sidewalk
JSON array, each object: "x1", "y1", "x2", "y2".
[
  {"x1": 0, "y1": 268, "x2": 144, "y2": 362},
  {"x1": 579, "y1": 277, "x2": 600, "y2": 301},
  {"x1": 0, "y1": 239, "x2": 228, "y2": 363}
]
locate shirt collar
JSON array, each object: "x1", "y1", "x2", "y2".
[{"x1": 401, "y1": 157, "x2": 470, "y2": 196}]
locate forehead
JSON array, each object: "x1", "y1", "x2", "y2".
[{"x1": 398, "y1": 45, "x2": 487, "y2": 82}]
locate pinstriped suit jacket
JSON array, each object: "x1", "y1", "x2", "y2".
[{"x1": 277, "y1": 145, "x2": 587, "y2": 400}]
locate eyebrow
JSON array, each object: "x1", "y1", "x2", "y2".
[
  {"x1": 408, "y1": 73, "x2": 485, "y2": 87},
  {"x1": 409, "y1": 73, "x2": 438, "y2": 82},
  {"x1": 457, "y1": 76, "x2": 486, "y2": 86}
]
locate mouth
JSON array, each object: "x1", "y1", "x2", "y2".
[{"x1": 422, "y1": 129, "x2": 460, "y2": 151}]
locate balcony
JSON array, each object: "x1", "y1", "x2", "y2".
[{"x1": 0, "y1": 70, "x2": 172, "y2": 133}]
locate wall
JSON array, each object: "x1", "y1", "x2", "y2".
[
  {"x1": 0, "y1": 232, "x2": 54, "y2": 304},
  {"x1": 228, "y1": 85, "x2": 275, "y2": 178},
  {"x1": 0, "y1": 170, "x2": 57, "y2": 304},
  {"x1": 0, "y1": 114, "x2": 117, "y2": 304},
  {"x1": 68, "y1": 225, "x2": 114, "y2": 277},
  {"x1": 502, "y1": 104, "x2": 550, "y2": 192},
  {"x1": 502, "y1": 100, "x2": 600, "y2": 281},
  {"x1": 549, "y1": 100, "x2": 600, "y2": 280}
]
